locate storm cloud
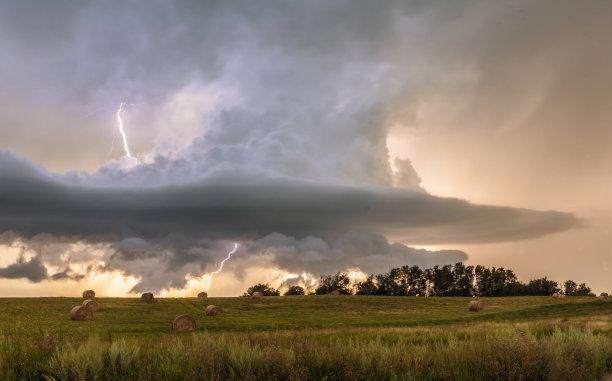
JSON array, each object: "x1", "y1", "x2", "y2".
[
  {"x1": 0, "y1": 0, "x2": 600, "y2": 293},
  {"x1": 0, "y1": 151, "x2": 578, "y2": 245},
  {"x1": 0, "y1": 149, "x2": 579, "y2": 289},
  {"x1": 0, "y1": 255, "x2": 47, "y2": 283}
]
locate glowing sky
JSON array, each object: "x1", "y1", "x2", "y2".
[{"x1": 0, "y1": 0, "x2": 610, "y2": 296}]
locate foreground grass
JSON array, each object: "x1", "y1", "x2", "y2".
[{"x1": 0, "y1": 296, "x2": 610, "y2": 380}]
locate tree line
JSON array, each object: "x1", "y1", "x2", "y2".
[{"x1": 245, "y1": 263, "x2": 595, "y2": 297}]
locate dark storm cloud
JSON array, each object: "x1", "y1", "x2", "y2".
[
  {"x1": 50, "y1": 267, "x2": 86, "y2": 281},
  {"x1": 0, "y1": 147, "x2": 581, "y2": 289},
  {"x1": 0, "y1": 151, "x2": 579, "y2": 246},
  {"x1": 250, "y1": 232, "x2": 468, "y2": 277},
  {"x1": 0, "y1": 255, "x2": 47, "y2": 282}
]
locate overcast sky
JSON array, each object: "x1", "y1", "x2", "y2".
[{"x1": 0, "y1": 0, "x2": 610, "y2": 296}]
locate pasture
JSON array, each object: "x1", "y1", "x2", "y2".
[{"x1": 0, "y1": 296, "x2": 610, "y2": 380}]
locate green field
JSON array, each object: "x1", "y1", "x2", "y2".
[
  {"x1": 1, "y1": 295, "x2": 610, "y2": 338},
  {"x1": 1, "y1": 296, "x2": 611, "y2": 380}
]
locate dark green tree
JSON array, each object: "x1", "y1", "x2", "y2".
[
  {"x1": 451, "y1": 262, "x2": 475, "y2": 296},
  {"x1": 284, "y1": 286, "x2": 305, "y2": 296},
  {"x1": 401, "y1": 265, "x2": 427, "y2": 296},
  {"x1": 429, "y1": 264, "x2": 455, "y2": 296},
  {"x1": 315, "y1": 272, "x2": 352, "y2": 295},
  {"x1": 375, "y1": 268, "x2": 407, "y2": 296},
  {"x1": 524, "y1": 277, "x2": 560, "y2": 296},
  {"x1": 245, "y1": 283, "x2": 280, "y2": 296},
  {"x1": 575, "y1": 283, "x2": 593, "y2": 296},
  {"x1": 564, "y1": 280, "x2": 578, "y2": 296},
  {"x1": 475, "y1": 266, "x2": 521, "y2": 296},
  {"x1": 355, "y1": 275, "x2": 378, "y2": 295}
]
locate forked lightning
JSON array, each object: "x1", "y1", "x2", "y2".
[{"x1": 206, "y1": 243, "x2": 239, "y2": 292}]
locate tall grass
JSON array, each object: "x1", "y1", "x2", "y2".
[{"x1": 1, "y1": 320, "x2": 611, "y2": 380}]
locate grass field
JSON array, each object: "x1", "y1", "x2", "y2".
[{"x1": 0, "y1": 296, "x2": 611, "y2": 380}]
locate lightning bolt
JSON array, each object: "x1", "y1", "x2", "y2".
[
  {"x1": 116, "y1": 103, "x2": 132, "y2": 157},
  {"x1": 205, "y1": 243, "x2": 239, "y2": 293}
]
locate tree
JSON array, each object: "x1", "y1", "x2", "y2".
[
  {"x1": 524, "y1": 277, "x2": 560, "y2": 296},
  {"x1": 309, "y1": 263, "x2": 592, "y2": 299},
  {"x1": 245, "y1": 283, "x2": 280, "y2": 296},
  {"x1": 429, "y1": 265, "x2": 454, "y2": 296},
  {"x1": 315, "y1": 272, "x2": 352, "y2": 295},
  {"x1": 564, "y1": 280, "x2": 578, "y2": 296},
  {"x1": 284, "y1": 286, "x2": 305, "y2": 296},
  {"x1": 451, "y1": 262, "x2": 475, "y2": 297},
  {"x1": 575, "y1": 283, "x2": 593, "y2": 296},
  {"x1": 375, "y1": 268, "x2": 407, "y2": 296},
  {"x1": 474, "y1": 265, "x2": 493, "y2": 296},
  {"x1": 475, "y1": 266, "x2": 521, "y2": 296},
  {"x1": 401, "y1": 265, "x2": 427, "y2": 296},
  {"x1": 355, "y1": 275, "x2": 378, "y2": 295}
]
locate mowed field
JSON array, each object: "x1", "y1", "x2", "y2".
[
  {"x1": 1, "y1": 296, "x2": 611, "y2": 380},
  {"x1": 0, "y1": 295, "x2": 610, "y2": 338}
]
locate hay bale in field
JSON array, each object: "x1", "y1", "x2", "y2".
[
  {"x1": 552, "y1": 293, "x2": 566, "y2": 299},
  {"x1": 141, "y1": 292, "x2": 154, "y2": 302},
  {"x1": 82, "y1": 290, "x2": 95, "y2": 298},
  {"x1": 252, "y1": 291, "x2": 263, "y2": 299},
  {"x1": 82, "y1": 299, "x2": 99, "y2": 312},
  {"x1": 468, "y1": 300, "x2": 485, "y2": 311},
  {"x1": 558, "y1": 294, "x2": 567, "y2": 299},
  {"x1": 172, "y1": 314, "x2": 196, "y2": 331},
  {"x1": 197, "y1": 292, "x2": 208, "y2": 298},
  {"x1": 205, "y1": 305, "x2": 223, "y2": 316},
  {"x1": 70, "y1": 306, "x2": 93, "y2": 321},
  {"x1": 330, "y1": 290, "x2": 340, "y2": 295}
]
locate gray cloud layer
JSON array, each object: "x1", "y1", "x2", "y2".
[
  {"x1": 0, "y1": 255, "x2": 47, "y2": 282},
  {"x1": 0, "y1": 149, "x2": 579, "y2": 290},
  {"x1": 0, "y1": 151, "x2": 578, "y2": 245}
]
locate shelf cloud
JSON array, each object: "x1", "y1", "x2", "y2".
[{"x1": 0, "y1": 150, "x2": 579, "y2": 290}]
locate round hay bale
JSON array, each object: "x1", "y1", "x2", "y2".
[
  {"x1": 330, "y1": 290, "x2": 340, "y2": 295},
  {"x1": 197, "y1": 292, "x2": 208, "y2": 298},
  {"x1": 468, "y1": 300, "x2": 485, "y2": 311},
  {"x1": 82, "y1": 299, "x2": 99, "y2": 312},
  {"x1": 205, "y1": 305, "x2": 223, "y2": 316},
  {"x1": 70, "y1": 306, "x2": 93, "y2": 321},
  {"x1": 82, "y1": 290, "x2": 95, "y2": 298},
  {"x1": 172, "y1": 314, "x2": 196, "y2": 331},
  {"x1": 252, "y1": 291, "x2": 263, "y2": 299},
  {"x1": 558, "y1": 294, "x2": 567, "y2": 299},
  {"x1": 141, "y1": 292, "x2": 154, "y2": 303},
  {"x1": 598, "y1": 293, "x2": 609, "y2": 301}
]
